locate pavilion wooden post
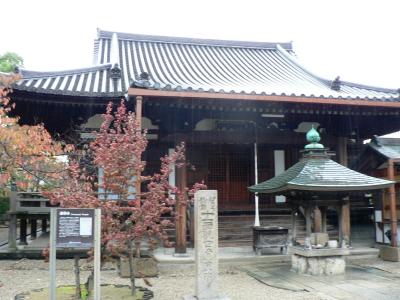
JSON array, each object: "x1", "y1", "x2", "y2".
[
  {"x1": 338, "y1": 137, "x2": 351, "y2": 245},
  {"x1": 19, "y1": 218, "x2": 28, "y2": 245},
  {"x1": 313, "y1": 207, "x2": 322, "y2": 233},
  {"x1": 175, "y1": 162, "x2": 188, "y2": 254},
  {"x1": 41, "y1": 218, "x2": 47, "y2": 233},
  {"x1": 30, "y1": 219, "x2": 37, "y2": 239},
  {"x1": 135, "y1": 95, "x2": 143, "y2": 208},
  {"x1": 305, "y1": 206, "x2": 312, "y2": 248},
  {"x1": 338, "y1": 205, "x2": 344, "y2": 247},
  {"x1": 320, "y1": 206, "x2": 327, "y2": 233},
  {"x1": 290, "y1": 207, "x2": 298, "y2": 245},
  {"x1": 387, "y1": 159, "x2": 398, "y2": 247}
]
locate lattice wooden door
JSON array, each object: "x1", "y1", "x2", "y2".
[{"x1": 207, "y1": 149, "x2": 251, "y2": 210}]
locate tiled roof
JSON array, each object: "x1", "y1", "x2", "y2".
[
  {"x1": 13, "y1": 29, "x2": 399, "y2": 101},
  {"x1": 15, "y1": 64, "x2": 123, "y2": 97},
  {"x1": 249, "y1": 150, "x2": 393, "y2": 194},
  {"x1": 367, "y1": 137, "x2": 400, "y2": 159}
]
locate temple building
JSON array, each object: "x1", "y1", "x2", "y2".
[{"x1": 8, "y1": 29, "x2": 400, "y2": 249}]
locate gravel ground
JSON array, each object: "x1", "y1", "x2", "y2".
[
  {"x1": 0, "y1": 259, "x2": 326, "y2": 300},
  {"x1": 0, "y1": 225, "x2": 9, "y2": 243}
]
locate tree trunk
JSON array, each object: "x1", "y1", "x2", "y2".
[
  {"x1": 74, "y1": 255, "x2": 82, "y2": 299},
  {"x1": 85, "y1": 270, "x2": 94, "y2": 297},
  {"x1": 128, "y1": 240, "x2": 136, "y2": 296}
]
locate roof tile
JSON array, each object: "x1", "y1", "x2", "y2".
[{"x1": 13, "y1": 30, "x2": 399, "y2": 100}]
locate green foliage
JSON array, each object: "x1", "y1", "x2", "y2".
[
  {"x1": 22, "y1": 285, "x2": 145, "y2": 299},
  {"x1": 0, "y1": 52, "x2": 23, "y2": 72},
  {"x1": 0, "y1": 190, "x2": 9, "y2": 220}
]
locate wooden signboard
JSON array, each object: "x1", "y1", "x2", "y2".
[
  {"x1": 50, "y1": 208, "x2": 101, "y2": 300},
  {"x1": 56, "y1": 208, "x2": 94, "y2": 248}
]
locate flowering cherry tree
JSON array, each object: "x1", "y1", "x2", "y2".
[{"x1": 46, "y1": 100, "x2": 205, "y2": 295}]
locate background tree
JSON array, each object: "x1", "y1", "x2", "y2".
[
  {"x1": 0, "y1": 52, "x2": 23, "y2": 73},
  {"x1": 0, "y1": 74, "x2": 69, "y2": 191}
]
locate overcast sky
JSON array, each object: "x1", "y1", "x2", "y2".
[{"x1": 2, "y1": 0, "x2": 399, "y2": 90}]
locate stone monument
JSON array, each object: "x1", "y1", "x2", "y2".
[{"x1": 184, "y1": 190, "x2": 230, "y2": 300}]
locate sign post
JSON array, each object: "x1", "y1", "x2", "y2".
[
  {"x1": 94, "y1": 208, "x2": 101, "y2": 300},
  {"x1": 49, "y1": 209, "x2": 57, "y2": 300},
  {"x1": 49, "y1": 208, "x2": 101, "y2": 300}
]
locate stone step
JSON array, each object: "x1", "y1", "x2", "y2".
[
  {"x1": 218, "y1": 215, "x2": 296, "y2": 222},
  {"x1": 218, "y1": 222, "x2": 305, "y2": 231}
]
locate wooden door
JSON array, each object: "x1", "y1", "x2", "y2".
[{"x1": 207, "y1": 147, "x2": 252, "y2": 210}]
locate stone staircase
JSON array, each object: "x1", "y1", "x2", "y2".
[{"x1": 163, "y1": 209, "x2": 338, "y2": 248}]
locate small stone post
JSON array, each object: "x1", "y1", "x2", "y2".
[{"x1": 184, "y1": 190, "x2": 229, "y2": 300}]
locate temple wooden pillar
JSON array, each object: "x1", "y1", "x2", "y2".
[
  {"x1": 388, "y1": 159, "x2": 398, "y2": 247},
  {"x1": 135, "y1": 95, "x2": 143, "y2": 207},
  {"x1": 338, "y1": 137, "x2": 350, "y2": 245},
  {"x1": 175, "y1": 163, "x2": 188, "y2": 254}
]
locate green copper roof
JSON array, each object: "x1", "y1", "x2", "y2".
[
  {"x1": 249, "y1": 130, "x2": 394, "y2": 194},
  {"x1": 249, "y1": 153, "x2": 393, "y2": 194}
]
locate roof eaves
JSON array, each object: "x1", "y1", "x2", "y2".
[
  {"x1": 368, "y1": 143, "x2": 400, "y2": 160},
  {"x1": 286, "y1": 181, "x2": 393, "y2": 191},
  {"x1": 136, "y1": 81, "x2": 398, "y2": 102},
  {"x1": 19, "y1": 64, "x2": 113, "y2": 79},
  {"x1": 12, "y1": 85, "x2": 124, "y2": 98}
]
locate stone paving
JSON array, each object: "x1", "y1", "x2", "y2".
[
  {"x1": 241, "y1": 259, "x2": 400, "y2": 300},
  {"x1": 1, "y1": 250, "x2": 400, "y2": 299}
]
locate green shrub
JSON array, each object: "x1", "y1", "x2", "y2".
[{"x1": 0, "y1": 196, "x2": 9, "y2": 220}]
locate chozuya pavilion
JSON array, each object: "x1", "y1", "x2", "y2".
[{"x1": 249, "y1": 127, "x2": 393, "y2": 275}]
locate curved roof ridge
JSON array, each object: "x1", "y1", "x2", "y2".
[
  {"x1": 276, "y1": 44, "x2": 398, "y2": 94},
  {"x1": 19, "y1": 64, "x2": 112, "y2": 79},
  {"x1": 97, "y1": 29, "x2": 293, "y2": 51},
  {"x1": 276, "y1": 44, "x2": 335, "y2": 88}
]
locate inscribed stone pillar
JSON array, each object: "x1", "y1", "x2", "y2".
[{"x1": 184, "y1": 190, "x2": 229, "y2": 300}]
